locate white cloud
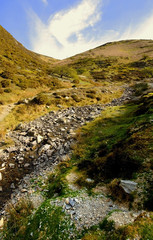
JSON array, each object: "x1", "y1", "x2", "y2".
[
  {"x1": 41, "y1": 0, "x2": 48, "y2": 5},
  {"x1": 29, "y1": 0, "x2": 102, "y2": 59},
  {"x1": 29, "y1": 1, "x2": 153, "y2": 59},
  {"x1": 120, "y1": 12, "x2": 153, "y2": 40}
]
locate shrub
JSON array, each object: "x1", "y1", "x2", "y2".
[
  {"x1": 45, "y1": 173, "x2": 67, "y2": 198},
  {"x1": 32, "y1": 93, "x2": 51, "y2": 105},
  {"x1": 86, "y1": 93, "x2": 95, "y2": 99},
  {"x1": 0, "y1": 71, "x2": 12, "y2": 79},
  {"x1": 1, "y1": 79, "x2": 10, "y2": 88},
  {"x1": 72, "y1": 94, "x2": 81, "y2": 102},
  {"x1": 4, "y1": 198, "x2": 34, "y2": 235},
  {"x1": 4, "y1": 88, "x2": 12, "y2": 93},
  {"x1": 99, "y1": 218, "x2": 115, "y2": 232},
  {"x1": 133, "y1": 83, "x2": 148, "y2": 96},
  {"x1": 0, "y1": 88, "x2": 4, "y2": 94}
]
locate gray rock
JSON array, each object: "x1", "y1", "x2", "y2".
[
  {"x1": 69, "y1": 198, "x2": 75, "y2": 207},
  {"x1": 120, "y1": 180, "x2": 138, "y2": 194},
  {"x1": 10, "y1": 183, "x2": 15, "y2": 189},
  {"x1": 9, "y1": 163, "x2": 15, "y2": 168},
  {"x1": 24, "y1": 163, "x2": 30, "y2": 168}
]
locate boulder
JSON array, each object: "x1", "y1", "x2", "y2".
[{"x1": 120, "y1": 180, "x2": 138, "y2": 194}]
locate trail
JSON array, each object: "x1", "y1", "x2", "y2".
[{"x1": 0, "y1": 104, "x2": 15, "y2": 122}]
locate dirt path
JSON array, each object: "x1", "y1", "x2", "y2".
[{"x1": 0, "y1": 104, "x2": 15, "y2": 122}]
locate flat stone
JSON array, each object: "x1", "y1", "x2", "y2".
[
  {"x1": 21, "y1": 189, "x2": 28, "y2": 193},
  {"x1": 120, "y1": 180, "x2": 138, "y2": 194},
  {"x1": 65, "y1": 204, "x2": 71, "y2": 210},
  {"x1": 9, "y1": 163, "x2": 15, "y2": 168},
  {"x1": 24, "y1": 163, "x2": 30, "y2": 168}
]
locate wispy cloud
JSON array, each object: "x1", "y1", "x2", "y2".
[
  {"x1": 41, "y1": 0, "x2": 48, "y2": 5},
  {"x1": 121, "y1": 11, "x2": 153, "y2": 40},
  {"x1": 29, "y1": 1, "x2": 153, "y2": 59},
  {"x1": 29, "y1": 0, "x2": 102, "y2": 59}
]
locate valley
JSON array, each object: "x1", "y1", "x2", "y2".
[{"x1": 0, "y1": 25, "x2": 153, "y2": 239}]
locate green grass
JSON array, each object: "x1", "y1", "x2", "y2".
[
  {"x1": 3, "y1": 200, "x2": 77, "y2": 240},
  {"x1": 71, "y1": 93, "x2": 153, "y2": 207}
]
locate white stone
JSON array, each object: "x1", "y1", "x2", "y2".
[
  {"x1": 0, "y1": 167, "x2": 5, "y2": 171},
  {"x1": 37, "y1": 135, "x2": 43, "y2": 144},
  {"x1": 0, "y1": 218, "x2": 4, "y2": 228},
  {"x1": 2, "y1": 163, "x2": 5, "y2": 168},
  {"x1": 120, "y1": 180, "x2": 138, "y2": 194},
  {"x1": 24, "y1": 163, "x2": 30, "y2": 168},
  {"x1": 9, "y1": 163, "x2": 15, "y2": 168}
]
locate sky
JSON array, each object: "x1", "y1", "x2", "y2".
[{"x1": 1, "y1": 0, "x2": 153, "y2": 59}]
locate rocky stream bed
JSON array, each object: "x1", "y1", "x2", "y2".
[{"x1": 0, "y1": 87, "x2": 139, "y2": 230}]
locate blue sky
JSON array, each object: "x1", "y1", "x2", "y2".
[{"x1": 1, "y1": 0, "x2": 153, "y2": 59}]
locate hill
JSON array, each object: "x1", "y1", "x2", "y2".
[
  {"x1": 0, "y1": 25, "x2": 61, "y2": 104},
  {"x1": 56, "y1": 40, "x2": 153, "y2": 83},
  {"x1": 0, "y1": 27, "x2": 153, "y2": 240}
]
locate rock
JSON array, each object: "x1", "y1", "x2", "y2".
[
  {"x1": 39, "y1": 144, "x2": 51, "y2": 154},
  {"x1": 21, "y1": 189, "x2": 28, "y2": 193},
  {"x1": 27, "y1": 129, "x2": 35, "y2": 137},
  {"x1": 69, "y1": 198, "x2": 75, "y2": 207},
  {"x1": 24, "y1": 163, "x2": 30, "y2": 168},
  {"x1": 65, "y1": 204, "x2": 71, "y2": 210},
  {"x1": 65, "y1": 198, "x2": 70, "y2": 205},
  {"x1": 37, "y1": 135, "x2": 43, "y2": 144},
  {"x1": 6, "y1": 147, "x2": 17, "y2": 153},
  {"x1": 0, "y1": 173, "x2": 2, "y2": 181},
  {"x1": 0, "y1": 167, "x2": 5, "y2": 171},
  {"x1": 120, "y1": 180, "x2": 138, "y2": 194},
  {"x1": 1, "y1": 163, "x2": 6, "y2": 168},
  {"x1": 0, "y1": 217, "x2": 4, "y2": 228},
  {"x1": 10, "y1": 183, "x2": 15, "y2": 189},
  {"x1": 9, "y1": 163, "x2": 15, "y2": 168},
  {"x1": 46, "y1": 150, "x2": 54, "y2": 157},
  {"x1": 86, "y1": 178, "x2": 94, "y2": 183}
]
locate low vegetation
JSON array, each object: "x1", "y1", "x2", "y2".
[
  {"x1": 0, "y1": 26, "x2": 153, "y2": 239},
  {"x1": 72, "y1": 92, "x2": 153, "y2": 209}
]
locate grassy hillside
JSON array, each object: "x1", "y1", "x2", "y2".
[
  {"x1": 55, "y1": 40, "x2": 153, "y2": 84},
  {"x1": 0, "y1": 25, "x2": 62, "y2": 104},
  {"x1": 1, "y1": 28, "x2": 153, "y2": 239}
]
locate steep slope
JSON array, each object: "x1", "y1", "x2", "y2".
[{"x1": 0, "y1": 25, "x2": 60, "y2": 104}]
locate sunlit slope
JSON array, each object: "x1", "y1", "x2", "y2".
[
  {"x1": 54, "y1": 40, "x2": 153, "y2": 84},
  {"x1": 0, "y1": 25, "x2": 60, "y2": 103}
]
